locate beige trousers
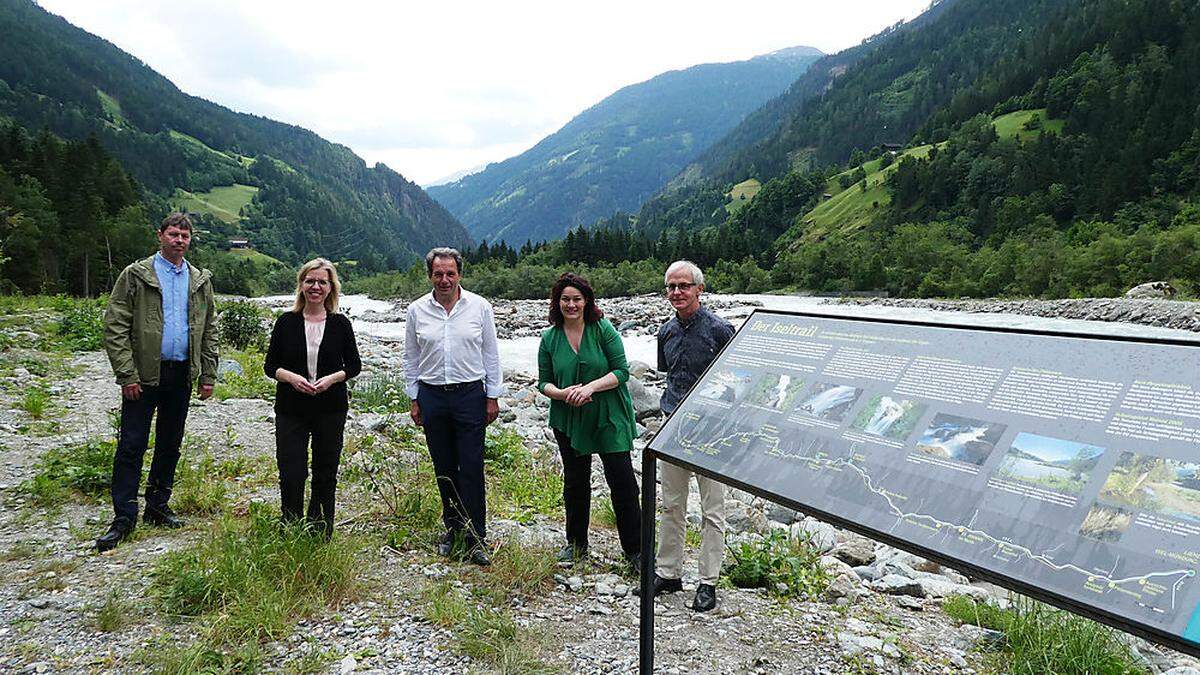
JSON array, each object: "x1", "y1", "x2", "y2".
[{"x1": 655, "y1": 460, "x2": 726, "y2": 585}]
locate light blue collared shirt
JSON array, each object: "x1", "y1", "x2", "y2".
[{"x1": 153, "y1": 252, "x2": 190, "y2": 361}]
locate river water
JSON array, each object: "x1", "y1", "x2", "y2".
[{"x1": 255, "y1": 293, "x2": 1198, "y2": 375}]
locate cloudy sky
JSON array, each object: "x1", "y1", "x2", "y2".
[{"x1": 39, "y1": 0, "x2": 930, "y2": 185}]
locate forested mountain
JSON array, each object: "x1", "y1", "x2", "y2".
[
  {"x1": 426, "y1": 46, "x2": 822, "y2": 246},
  {"x1": 0, "y1": 0, "x2": 469, "y2": 273},
  {"x1": 392, "y1": 0, "x2": 1200, "y2": 302}
]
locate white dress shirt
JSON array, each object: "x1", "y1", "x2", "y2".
[{"x1": 403, "y1": 288, "x2": 504, "y2": 399}]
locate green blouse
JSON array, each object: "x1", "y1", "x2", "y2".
[{"x1": 537, "y1": 318, "x2": 636, "y2": 456}]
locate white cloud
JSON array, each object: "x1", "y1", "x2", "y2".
[{"x1": 38, "y1": 0, "x2": 931, "y2": 184}]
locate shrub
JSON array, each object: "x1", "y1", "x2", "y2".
[
  {"x1": 352, "y1": 431, "x2": 444, "y2": 549},
  {"x1": 55, "y1": 296, "x2": 105, "y2": 351},
  {"x1": 724, "y1": 529, "x2": 830, "y2": 599},
  {"x1": 218, "y1": 300, "x2": 268, "y2": 351},
  {"x1": 485, "y1": 430, "x2": 563, "y2": 522}
]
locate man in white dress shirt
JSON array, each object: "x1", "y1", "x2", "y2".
[{"x1": 404, "y1": 247, "x2": 502, "y2": 566}]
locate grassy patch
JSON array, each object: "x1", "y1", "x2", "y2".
[
  {"x1": 173, "y1": 442, "x2": 229, "y2": 516},
  {"x1": 591, "y1": 496, "x2": 617, "y2": 528},
  {"x1": 350, "y1": 372, "x2": 412, "y2": 414},
  {"x1": 486, "y1": 429, "x2": 563, "y2": 523},
  {"x1": 472, "y1": 540, "x2": 557, "y2": 602},
  {"x1": 724, "y1": 529, "x2": 830, "y2": 600},
  {"x1": 421, "y1": 581, "x2": 556, "y2": 674},
  {"x1": 350, "y1": 430, "x2": 445, "y2": 549},
  {"x1": 214, "y1": 348, "x2": 274, "y2": 401},
  {"x1": 148, "y1": 506, "x2": 361, "y2": 671},
  {"x1": 54, "y1": 295, "x2": 106, "y2": 351},
  {"x1": 93, "y1": 589, "x2": 135, "y2": 632},
  {"x1": 172, "y1": 184, "x2": 259, "y2": 224},
  {"x1": 944, "y1": 595, "x2": 1144, "y2": 674},
  {"x1": 19, "y1": 387, "x2": 50, "y2": 419},
  {"x1": 22, "y1": 438, "x2": 115, "y2": 506}
]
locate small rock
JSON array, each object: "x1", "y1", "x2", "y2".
[
  {"x1": 895, "y1": 595, "x2": 924, "y2": 611},
  {"x1": 339, "y1": 654, "x2": 357, "y2": 673}
]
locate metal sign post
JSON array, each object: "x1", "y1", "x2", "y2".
[{"x1": 638, "y1": 448, "x2": 656, "y2": 673}]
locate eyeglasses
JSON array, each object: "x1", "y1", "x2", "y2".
[
  {"x1": 665, "y1": 282, "x2": 695, "y2": 293},
  {"x1": 303, "y1": 278, "x2": 330, "y2": 287}
]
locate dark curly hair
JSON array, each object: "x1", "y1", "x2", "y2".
[{"x1": 548, "y1": 272, "x2": 604, "y2": 327}]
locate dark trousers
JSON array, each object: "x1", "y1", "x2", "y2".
[
  {"x1": 111, "y1": 360, "x2": 191, "y2": 523},
  {"x1": 275, "y1": 410, "x2": 347, "y2": 535},
  {"x1": 553, "y1": 429, "x2": 642, "y2": 558},
  {"x1": 418, "y1": 381, "x2": 487, "y2": 546}
]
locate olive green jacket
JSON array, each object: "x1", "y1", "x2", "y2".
[{"x1": 103, "y1": 254, "x2": 218, "y2": 388}]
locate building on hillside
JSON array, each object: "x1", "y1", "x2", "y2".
[{"x1": 227, "y1": 238, "x2": 251, "y2": 250}]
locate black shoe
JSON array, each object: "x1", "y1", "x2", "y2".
[
  {"x1": 144, "y1": 503, "x2": 185, "y2": 529},
  {"x1": 437, "y1": 530, "x2": 457, "y2": 557},
  {"x1": 692, "y1": 583, "x2": 717, "y2": 612},
  {"x1": 467, "y1": 547, "x2": 491, "y2": 567},
  {"x1": 96, "y1": 517, "x2": 134, "y2": 552},
  {"x1": 633, "y1": 573, "x2": 683, "y2": 597},
  {"x1": 556, "y1": 544, "x2": 588, "y2": 564}
]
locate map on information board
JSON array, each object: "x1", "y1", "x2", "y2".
[{"x1": 648, "y1": 310, "x2": 1200, "y2": 651}]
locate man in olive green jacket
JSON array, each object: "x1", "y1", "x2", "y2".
[{"x1": 97, "y1": 212, "x2": 218, "y2": 551}]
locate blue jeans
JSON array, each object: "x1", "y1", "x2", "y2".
[
  {"x1": 111, "y1": 361, "x2": 191, "y2": 523},
  {"x1": 418, "y1": 381, "x2": 487, "y2": 545}
]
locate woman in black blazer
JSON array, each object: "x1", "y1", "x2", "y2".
[{"x1": 263, "y1": 258, "x2": 361, "y2": 537}]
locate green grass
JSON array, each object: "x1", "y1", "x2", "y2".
[
  {"x1": 19, "y1": 387, "x2": 50, "y2": 419},
  {"x1": 421, "y1": 581, "x2": 557, "y2": 674},
  {"x1": 726, "y1": 178, "x2": 763, "y2": 215},
  {"x1": 993, "y1": 108, "x2": 1065, "y2": 141},
  {"x1": 787, "y1": 108, "x2": 1064, "y2": 247},
  {"x1": 22, "y1": 438, "x2": 116, "y2": 506},
  {"x1": 485, "y1": 429, "x2": 563, "y2": 523},
  {"x1": 349, "y1": 431, "x2": 445, "y2": 549},
  {"x1": 943, "y1": 595, "x2": 1144, "y2": 674},
  {"x1": 148, "y1": 506, "x2": 361, "y2": 671},
  {"x1": 172, "y1": 184, "x2": 259, "y2": 224},
  {"x1": 93, "y1": 589, "x2": 134, "y2": 632},
  {"x1": 96, "y1": 89, "x2": 125, "y2": 126},
  {"x1": 214, "y1": 349, "x2": 274, "y2": 401},
  {"x1": 228, "y1": 247, "x2": 282, "y2": 266}
]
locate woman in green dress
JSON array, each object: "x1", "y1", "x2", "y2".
[{"x1": 537, "y1": 272, "x2": 642, "y2": 565}]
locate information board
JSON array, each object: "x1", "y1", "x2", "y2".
[{"x1": 648, "y1": 310, "x2": 1200, "y2": 653}]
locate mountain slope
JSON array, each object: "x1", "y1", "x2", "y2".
[
  {"x1": 0, "y1": 0, "x2": 470, "y2": 269},
  {"x1": 427, "y1": 47, "x2": 822, "y2": 245}
]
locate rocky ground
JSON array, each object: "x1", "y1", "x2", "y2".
[{"x1": 2, "y1": 294, "x2": 1200, "y2": 673}]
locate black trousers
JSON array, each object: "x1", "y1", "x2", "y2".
[
  {"x1": 553, "y1": 429, "x2": 642, "y2": 558},
  {"x1": 111, "y1": 360, "x2": 191, "y2": 523},
  {"x1": 275, "y1": 410, "x2": 347, "y2": 534},
  {"x1": 418, "y1": 381, "x2": 487, "y2": 546}
]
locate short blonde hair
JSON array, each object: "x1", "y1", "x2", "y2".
[{"x1": 291, "y1": 258, "x2": 341, "y2": 314}]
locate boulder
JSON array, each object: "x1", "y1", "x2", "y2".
[
  {"x1": 872, "y1": 574, "x2": 925, "y2": 597},
  {"x1": 832, "y1": 537, "x2": 876, "y2": 566},
  {"x1": 790, "y1": 517, "x2": 837, "y2": 553},
  {"x1": 217, "y1": 358, "x2": 244, "y2": 380},
  {"x1": 627, "y1": 360, "x2": 652, "y2": 379},
  {"x1": 626, "y1": 377, "x2": 661, "y2": 420},
  {"x1": 1125, "y1": 281, "x2": 1176, "y2": 299}
]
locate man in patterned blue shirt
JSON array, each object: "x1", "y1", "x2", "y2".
[{"x1": 97, "y1": 212, "x2": 218, "y2": 552}]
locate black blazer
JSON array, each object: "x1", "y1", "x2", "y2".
[{"x1": 263, "y1": 311, "x2": 362, "y2": 415}]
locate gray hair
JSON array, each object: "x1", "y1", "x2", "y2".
[
  {"x1": 664, "y1": 260, "x2": 704, "y2": 287},
  {"x1": 425, "y1": 247, "x2": 463, "y2": 275}
]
